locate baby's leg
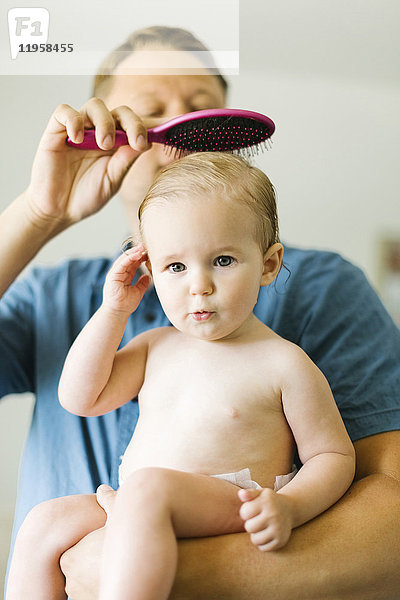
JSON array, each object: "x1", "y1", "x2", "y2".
[
  {"x1": 99, "y1": 467, "x2": 244, "y2": 600},
  {"x1": 6, "y1": 493, "x2": 106, "y2": 600}
]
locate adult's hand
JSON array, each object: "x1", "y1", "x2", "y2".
[
  {"x1": 0, "y1": 99, "x2": 149, "y2": 297},
  {"x1": 25, "y1": 98, "x2": 149, "y2": 231},
  {"x1": 61, "y1": 526, "x2": 103, "y2": 600}
]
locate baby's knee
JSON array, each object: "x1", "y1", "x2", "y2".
[
  {"x1": 16, "y1": 497, "x2": 71, "y2": 551},
  {"x1": 18, "y1": 499, "x2": 57, "y2": 540},
  {"x1": 119, "y1": 467, "x2": 176, "y2": 508}
]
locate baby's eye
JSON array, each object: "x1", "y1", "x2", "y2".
[
  {"x1": 215, "y1": 256, "x2": 235, "y2": 267},
  {"x1": 168, "y1": 262, "x2": 186, "y2": 273}
]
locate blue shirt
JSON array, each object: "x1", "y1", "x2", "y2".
[{"x1": 1, "y1": 245, "x2": 400, "y2": 564}]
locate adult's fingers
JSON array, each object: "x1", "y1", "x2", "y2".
[
  {"x1": 79, "y1": 97, "x2": 118, "y2": 150},
  {"x1": 111, "y1": 105, "x2": 148, "y2": 152},
  {"x1": 61, "y1": 527, "x2": 103, "y2": 599},
  {"x1": 42, "y1": 103, "x2": 85, "y2": 147}
]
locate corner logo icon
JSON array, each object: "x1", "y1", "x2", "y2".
[{"x1": 7, "y1": 7, "x2": 50, "y2": 59}]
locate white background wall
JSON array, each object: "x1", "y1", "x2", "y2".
[{"x1": 1, "y1": 0, "x2": 399, "y2": 591}]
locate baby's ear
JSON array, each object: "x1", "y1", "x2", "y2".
[
  {"x1": 260, "y1": 243, "x2": 283, "y2": 286},
  {"x1": 145, "y1": 259, "x2": 153, "y2": 275}
]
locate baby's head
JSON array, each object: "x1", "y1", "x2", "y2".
[
  {"x1": 138, "y1": 152, "x2": 283, "y2": 340},
  {"x1": 139, "y1": 152, "x2": 280, "y2": 254}
]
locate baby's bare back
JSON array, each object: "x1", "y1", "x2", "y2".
[{"x1": 119, "y1": 325, "x2": 295, "y2": 488}]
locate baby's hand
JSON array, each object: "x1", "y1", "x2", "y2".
[
  {"x1": 238, "y1": 488, "x2": 293, "y2": 551},
  {"x1": 102, "y1": 245, "x2": 150, "y2": 314}
]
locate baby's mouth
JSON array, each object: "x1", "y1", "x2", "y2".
[{"x1": 190, "y1": 310, "x2": 215, "y2": 322}]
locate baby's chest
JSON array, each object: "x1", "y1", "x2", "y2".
[{"x1": 140, "y1": 348, "x2": 281, "y2": 426}]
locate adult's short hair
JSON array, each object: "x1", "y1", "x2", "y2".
[{"x1": 93, "y1": 26, "x2": 228, "y2": 97}]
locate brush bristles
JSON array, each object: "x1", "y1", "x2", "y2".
[{"x1": 164, "y1": 116, "x2": 273, "y2": 155}]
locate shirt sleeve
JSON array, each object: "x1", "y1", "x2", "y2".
[
  {"x1": 266, "y1": 249, "x2": 400, "y2": 442},
  {"x1": 0, "y1": 275, "x2": 36, "y2": 398}
]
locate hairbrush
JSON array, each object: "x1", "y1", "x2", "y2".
[{"x1": 66, "y1": 108, "x2": 275, "y2": 156}]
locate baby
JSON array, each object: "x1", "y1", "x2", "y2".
[{"x1": 7, "y1": 152, "x2": 355, "y2": 600}]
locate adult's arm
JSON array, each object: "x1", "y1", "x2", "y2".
[
  {"x1": 61, "y1": 430, "x2": 400, "y2": 600},
  {"x1": 0, "y1": 99, "x2": 147, "y2": 298}
]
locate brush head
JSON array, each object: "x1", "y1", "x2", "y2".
[
  {"x1": 148, "y1": 108, "x2": 275, "y2": 156},
  {"x1": 161, "y1": 115, "x2": 273, "y2": 154}
]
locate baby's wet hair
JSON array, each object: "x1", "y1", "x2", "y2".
[{"x1": 138, "y1": 152, "x2": 280, "y2": 253}]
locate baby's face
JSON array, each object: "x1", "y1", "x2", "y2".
[{"x1": 142, "y1": 195, "x2": 269, "y2": 341}]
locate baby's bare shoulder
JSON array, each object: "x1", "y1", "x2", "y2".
[
  {"x1": 258, "y1": 328, "x2": 316, "y2": 376},
  {"x1": 145, "y1": 326, "x2": 182, "y2": 348},
  {"x1": 145, "y1": 325, "x2": 174, "y2": 338},
  {"x1": 125, "y1": 326, "x2": 176, "y2": 350}
]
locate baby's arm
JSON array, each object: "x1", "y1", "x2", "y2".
[
  {"x1": 58, "y1": 246, "x2": 151, "y2": 416},
  {"x1": 240, "y1": 345, "x2": 355, "y2": 551}
]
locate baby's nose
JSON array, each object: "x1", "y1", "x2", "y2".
[{"x1": 189, "y1": 270, "x2": 214, "y2": 296}]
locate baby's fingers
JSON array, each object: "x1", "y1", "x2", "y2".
[
  {"x1": 243, "y1": 512, "x2": 270, "y2": 534},
  {"x1": 238, "y1": 488, "x2": 260, "y2": 503},
  {"x1": 104, "y1": 248, "x2": 146, "y2": 292},
  {"x1": 121, "y1": 240, "x2": 147, "y2": 260},
  {"x1": 134, "y1": 274, "x2": 151, "y2": 298},
  {"x1": 251, "y1": 530, "x2": 282, "y2": 552},
  {"x1": 251, "y1": 520, "x2": 291, "y2": 552},
  {"x1": 112, "y1": 244, "x2": 146, "y2": 271},
  {"x1": 122, "y1": 273, "x2": 151, "y2": 312},
  {"x1": 238, "y1": 489, "x2": 263, "y2": 521}
]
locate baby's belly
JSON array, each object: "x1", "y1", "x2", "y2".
[{"x1": 118, "y1": 413, "x2": 294, "y2": 489}]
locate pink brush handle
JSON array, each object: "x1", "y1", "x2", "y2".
[
  {"x1": 66, "y1": 129, "x2": 128, "y2": 149},
  {"x1": 66, "y1": 126, "x2": 168, "y2": 149}
]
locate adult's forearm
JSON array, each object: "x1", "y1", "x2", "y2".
[
  {"x1": 62, "y1": 473, "x2": 400, "y2": 600},
  {"x1": 172, "y1": 473, "x2": 400, "y2": 600},
  {"x1": 0, "y1": 192, "x2": 64, "y2": 297}
]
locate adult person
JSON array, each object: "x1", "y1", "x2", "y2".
[{"x1": 1, "y1": 26, "x2": 400, "y2": 600}]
